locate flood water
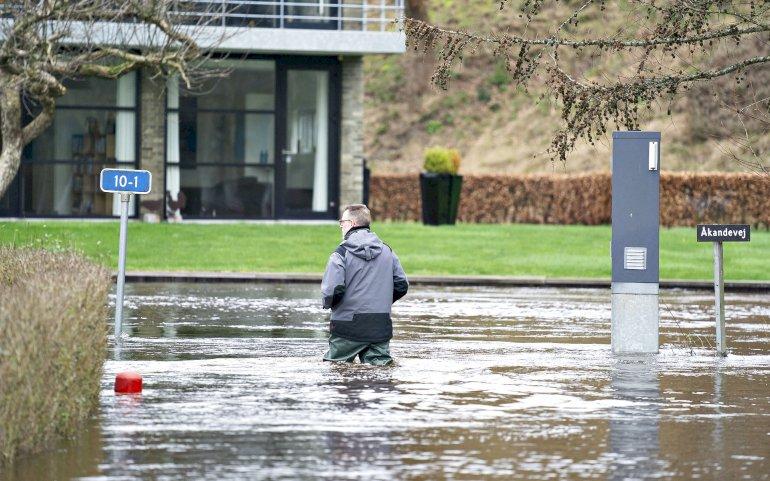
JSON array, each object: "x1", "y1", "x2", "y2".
[{"x1": 5, "y1": 283, "x2": 770, "y2": 480}]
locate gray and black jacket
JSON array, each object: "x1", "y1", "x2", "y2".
[{"x1": 321, "y1": 225, "x2": 409, "y2": 343}]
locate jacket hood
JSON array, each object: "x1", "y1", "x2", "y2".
[{"x1": 341, "y1": 227, "x2": 384, "y2": 261}]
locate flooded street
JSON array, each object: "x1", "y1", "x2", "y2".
[{"x1": 6, "y1": 283, "x2": 770, "y2": 480}]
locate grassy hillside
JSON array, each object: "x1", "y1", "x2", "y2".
[{"x1": 363, "y1": 0, "x2": 770, "y2": 174}]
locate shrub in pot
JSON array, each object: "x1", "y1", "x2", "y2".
[{"x1": 420, "y1": 147, "x2": 463, "y2": 225}]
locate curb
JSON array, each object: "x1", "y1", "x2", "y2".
[{"x1": 115, "y1": 271, "x2": 770, "y2": 292}]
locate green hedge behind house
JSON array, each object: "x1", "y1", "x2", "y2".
[{"x1": 0, "y1": 248, "x2": 110, "y2": 462}]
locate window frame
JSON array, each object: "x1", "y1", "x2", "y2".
[
  {"x1": 164, "y1": 56, "x2": 281, "y2": 220},
  {"x1": 4, "y1": 73, "x2": 142, "y2": 219}
]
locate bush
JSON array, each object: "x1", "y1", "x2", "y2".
[
  {"x1": 425, "y1": 120, "x2": 443, "y2": 135},
  {"x1": 370, "y1": 172, "x2": 770, "y2": 227},
  {"x1": 424, "y1": 147, "x2": 461, "y2": 174},
  {"x1": 488, "y1": 61, "x2": 511, "y2": 89},
  {"x1": 476, "y1": 84, "x2": 491, "y2": 103},
  {"x1": 0, "y1": 248, "x2": 110, "y2": 462}
]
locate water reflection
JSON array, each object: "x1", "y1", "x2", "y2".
[
  {"x1": 710, "y1": 366, "x2": 726, "y2": 479},
  {"x1": 608, "y1": 356, "x2": 664, "y2": 480},
  {"x1": 323, "y1": 365, "x2": 397, "y2": 478},
  {"x1": 2, "y1": 421, "x2": 103, "y2": 481}
]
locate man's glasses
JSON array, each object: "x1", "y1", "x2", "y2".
[{"x1": 338, "y1": 219, "x2": 352, "y2": 227}]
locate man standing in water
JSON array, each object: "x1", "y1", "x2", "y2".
[{"x1": 321, "y1": 204, "x2": 409, "y2": 365}]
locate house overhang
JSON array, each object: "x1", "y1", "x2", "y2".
[
  {"x1": 208, "y1": 27, "x2": 406, "y2": 55},
  {"x1": 0, "y1": 20, "x2": 406, "y2": 56}
]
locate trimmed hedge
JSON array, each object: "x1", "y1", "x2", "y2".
[
  {"x1": 370, "y1": 172, "x2": 770, "y2": 227},
  {"x1": 0, "y1": 248, "x2": 110, "y2": 462}
]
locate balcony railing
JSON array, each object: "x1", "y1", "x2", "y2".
[{"x1": 173, "y1": 0, "x2": 404, "y2": 32}]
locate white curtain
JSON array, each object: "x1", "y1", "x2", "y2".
[
  {"x1": 311, "y1": 72, "x2": 328, "y2": 212},
  {"x1": 53, "y1": 164, "x2": 73, "y2": 214},
  {"x1": 32, "y1": 166, "x2": 53, "y2": 214},
  {"x1": 245, "y1": 93, "x2": 260, "y2": 165},
  {"x1": 52, "y1": 112, "x2": 74, "y2": 214},
  {"x1": 166, "y1": 77, "x2": 181, "y2": 218},
  {"x1": 113, "y1": 72, "x2": 137, "y2": 215},
  {"x1": 289, "y1": 110, "x2": 300, "y2": 157}
]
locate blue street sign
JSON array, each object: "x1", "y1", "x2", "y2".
[
  {"x1": 101, "y1": 168, "x2": 152, "y2": 341},
  {"x1": 100, "y1": 169, "x2": 152, "y2": 194}
]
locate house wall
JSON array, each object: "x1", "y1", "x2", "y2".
[
  {"x1": 339, "y1": 56, "x2": 365, "y2": 216},
  {"x1": 139, "y1": 71, "x2": 166, "y2": 218}
]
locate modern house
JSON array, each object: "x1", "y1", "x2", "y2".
[{"x1": 0, "y1": 1, "x2": 404, "y2": 220}]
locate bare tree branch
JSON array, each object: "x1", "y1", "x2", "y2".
[
  {"x1": 22, "y1": 96, "x2": 56, "y2": 145},
  {"x1": 0, "y1": 0, "x2": 231, "y2": 197},
  {"x1": 406, "y1": 19, "x2": 767, "y2": 51},
  {"x1": 405, "y1": 0, "x2": 770, "y2": 166}
]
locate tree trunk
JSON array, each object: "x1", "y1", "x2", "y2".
[
  {"x1": 0, "y1": 81, "x2": 23, "y2": 200},
  {"x1": 0, "y1": 77, "x2": 57, "y2": 200}
]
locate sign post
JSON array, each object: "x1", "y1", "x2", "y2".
[
  {"x1": 100, "y1": 168, "x2": 152, "y2": 339},
  {"x1": 713, "y1": 240, "x2": 725, "y2": 355},
  {"x1": 696, "y1": 224, "x2": 750, "y2": 356}
]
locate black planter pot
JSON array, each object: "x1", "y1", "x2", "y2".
[{"x1": 420, "y1": 173, "x2": 463, "y2": 225}]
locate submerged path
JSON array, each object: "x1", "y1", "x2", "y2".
[
  {"x1": 6, "y1": 283, "x2": 770, "y2": 480},
  {"x1": 119, "y1": 271, "x2": 770, "y2": 291}
]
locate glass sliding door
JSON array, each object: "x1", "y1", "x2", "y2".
[
  {"x1": 279, "y1": 65, "x2": 336, "y2": 218},
  {"x1": 166, "y1": 59, "x2": 276, "y2": 219},
  {"x1": 163, "y1": 56, "x2": 338, "y2": 220}
]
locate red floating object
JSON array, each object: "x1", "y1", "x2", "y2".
[{"x1": 114, "y1": 371, "x2": 142, "y2": 394}]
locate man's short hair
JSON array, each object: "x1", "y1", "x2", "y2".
[{"x1": 343, "y1": 204, "x2": 372, "y2": 226}]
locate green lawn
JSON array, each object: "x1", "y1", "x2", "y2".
[{"x1": 1, "y1": 221, "x2": 768, "y2": 281}]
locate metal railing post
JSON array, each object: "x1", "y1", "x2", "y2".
[
  {"x1": 114, "y1": 193, "x2": 131, "y2": 339},
  {"x1": 169, "y1": 0, "x2": 404, "y2": 31}
]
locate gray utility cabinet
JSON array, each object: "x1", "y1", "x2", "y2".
[{"x1": 611, "y1": 131, "x2": 660, "y2": 354}]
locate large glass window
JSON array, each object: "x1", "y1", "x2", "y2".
[
  {"x1": 166, "y1": 60, "x2": 275, "y2": 219},
  {"x1": 7, "y1": 73, "x2": 138, "y2": 217}
]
